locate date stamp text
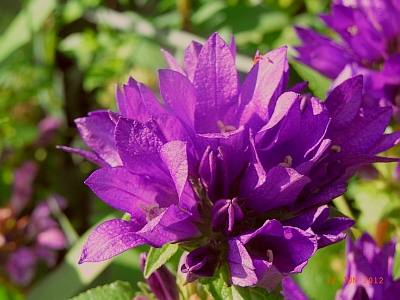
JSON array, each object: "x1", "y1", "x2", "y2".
[{"x1": 326, "y1": 276, "x2": 384, "y2": 285}]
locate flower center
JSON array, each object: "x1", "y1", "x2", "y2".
[{"x1": 140, "y1": 203, "x2": 166, "y2": 222}]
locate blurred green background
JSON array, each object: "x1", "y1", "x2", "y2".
[{"x1": 2, "y1": 0, "x2": 399, "y2": 299}]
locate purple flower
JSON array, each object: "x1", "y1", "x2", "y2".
[
  {"x1": 1, "y1": 163, "x2": 67, "y2": 286},
  {"x1": 61, "y1": 33, "x2": 399, "y2": 290},
  {"x1": 336, "y1": 233, "x2": 400, "y2": 300},
  {"x1": 6, "y1": 247, "x2": 37, "y2": 286},
  {"x1": 138, "y1": 252, "x2": 179, "y2": 300},
  {"x1": 295, "y1": 0, "x2": 400, "y2": 122},
  {"x1": 9, "y1": 160, "x2": 38, "y2": 215},
  {"x1": 181, "y1": 246, "x2": 221, "y2": 283},
  {"x1": 281, "y1": 276, "x2": 309, "y2": 300},
  {"x1": 281, "y1": 233, "x2": 400, "y2": 300}
]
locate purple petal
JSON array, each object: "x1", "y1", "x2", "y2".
[
  {"x1": 6, "y1": 247, "x2": 37, "y2": 286},
  {"x1": 159, "y1": 69, "x2": 196, "y2": 129},
  {"x1": 282, "y1": 277, "x2": 309, "y2": 300},
  {"x1": 85, "y1": 166, "x2": 178, "y2": 224},
  {"x1": 37, "y1": 228, "x2": 66, "y2": 250},
  {"x1": 56, "y1": 146, "x2": 108, "y2": 167},
  {"x1": 137, "y1": 205, "x2": 198, "y2": 247},
  {"x1": 159, "y1": 141, "x2": 198, "y2": 213},
  {"x1": 228, "y1": 239, "x2": 258, "y2": 287},
  {"x1": 368, "y1": 132, "x2": 400, "y2": 155},
  {"x1": 140, "y1": 253, "x2": 179, "y2": 300},
  {"x1": 238, "y1": 47, "x2": 288, "y2": 129},
  {"x1": 325, "y1": 75, "x2": 363, "y2": 131},
  {"x1": 10, "y1": 161, "x2": 38, "y2": 215},
  {"x1": 79, "y1": 219, "x2": 145, "y2": 263},
  {"x1": 383, "y1": 54, "x2": 400, "y2": 84},
  {"x1": 242, "y1": 220, "x2": 317, "y2": 274},
  {"x1": 161, "y1": 49, "x2": 186, "y2": 75},
  {"x1": 193, "y1": 33, "x2": 238, "y2": 133},
  {"x1": 115, "y1": 117, "x2": 169, "y2": 178},
  {"x1": 243, "y1": 165, "x2": 311, "y2": 212},
  {"x1": 184, "y1": 41, "x2": 203, "y2": 82},
  {"x1": 119, "y1": 77, "x2": 151, "y2": 122},
  {"x1": 181, "y1": 246, "x2": 220, "y2": 282},
  {"x1": 295, "y1": 27, "x2": 351, "y2": 79},
  {"x1": 333, "y1": 106, "x2": 392, "y2": 154}
]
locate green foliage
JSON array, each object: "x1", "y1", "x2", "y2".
[
  {"x1": 0, "y1": 285, "x2": 24, "y2": 300},
  {"x1": 69, "y1": 281, "x2": 136, "y2": 300},
  {"x1": 144, "y1": 243, "x2": 179, "y2": 278},
  {"x1": 200, "y1": 271, "x2": 284, "y2": 300},
  {"x1": 290, "y1": 60, "x2": 332, "y2": 99},
  {"x1": 26, "y1": 213, "x2": 120, "y2": 300},
  {"x1": 292, "y1": 241, "x2": 345, "y2": 300},
  {"x1": 0, "y1": 0, "x2": 56, "y2": 63},
  {"x1": 347, "y1": 175, "x2": 400, "y2": 234}
]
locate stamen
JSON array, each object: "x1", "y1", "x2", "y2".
[
  {"x1": 278, "y1": 155, "x2": 292, "y2": 168},
  {"x1": 140, "y1": 203, "x2": 166, "y2": 222},
  {"x1": 253, "y1": 54, "x2": 274, "y2": 65},
  {"x1": 266, "y1": 249, "x2": 274, "y2": 263},
  {"x1": 217, "y1": 120, "x2": 237, "y2": 133},
  {"x1": 331, "y1": 145, "x2": 341, "y2": 153},
  {"x1": 347, "y1": 25, "x2": 358, "y2": 36}
]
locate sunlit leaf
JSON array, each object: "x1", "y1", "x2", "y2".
[
  {"x1": 144, "y1": 243, "x2": 179, "y2": 278},
  {"x1": 0, "y1": 0, "x2": 56, "y2": 63},
  {"x1": 200, "y1": 271, "x2": 284, "y2": 300},
  {"x1": 69, "y1": 281, "x2": 135, "y2": 300}
]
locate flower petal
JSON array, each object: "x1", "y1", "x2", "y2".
[
  {"x1": 75, "y1": 110, "x2": 122, "y2": 167},
  {"x1": 159, "y1": 69, "x2": 196, "y2": 129},
  {"x1": 85, "y1": 166, "x2": 178, "y2": 223},
  {"x1": 193, "y1": 33, "x2": 238, "y2": 133},
  {"x1": 79, "y1": 219, "x2": 145, "y2": 263}
]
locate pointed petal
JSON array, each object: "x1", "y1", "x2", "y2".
[
  {"x1": 184, "y1": 41, "x2": 203, "y2": 82},
  {"x1": 228, "y1": 239, "x2": 258, "y2": 287},
  {"x1": 79, "y1": 219, "x2": 145, "y2": 263},
  {"x1": 159, "y1": 69, "x2": 196, "y2": 129},
  {"x1": 75, "y1": 111, "x2": 122, "y2": 167},
  {"x1": 159, "y1": 141, "x2": 188, "y2": 199},
  {"x1": 115, "y1": 117, "x2": 169, "y2": 179},
  {"x1": 56, "y1": 146, "x2": 108, "y2": 167},
  {"x1": 368, "y1": 132, "x2": 400, "y2": 155},
  {"x1": 121, "y1": 77, "x2": 151, "y2": 122},
  {"x1": 85, "y1": 167, "x2": 178, "y2": 224},
  {"x1": 282, "y1": 277, "x2": 309, "y2": 300},
  {"x1": 159, "y1": 140, "x2": 199, "y2": 214},
  {"x1": 333, "y1": 106, "x2": 392, "y2": 153},
  {"x1": 137, "y1": 205, "x2": 198, "y2": 247},
  {"x1": 325, "y1": 75, "x2": 363, "y2": 130},
  {"x1": 243, "y1": 165, "x2": 310, "y2": 213},
  {"x1": 238, "y1": 47, "x2": 289, "y2": 129},
  {"x1": 161, "y1": 49, "x2": 186, "y2": 75},
  {"x1": 193, "y1": 33, "x2": 238, "y2": 133}
]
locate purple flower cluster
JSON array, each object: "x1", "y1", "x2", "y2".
[
  {"x1": 0, "y1": 161, "x2": 66, "y2": 286},
  {"x1": 282, "y1": 232, "x2": 400, "y2": 300},
  {"x1": 295, "y1": 0, "x2": 400, "y2": 122},
  {"x1": 61, "y1": 33, "x2": 399, "y2": 290}
]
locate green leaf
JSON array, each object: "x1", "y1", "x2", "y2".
[
  {"x1": 69, "y1": 281, "x2": 135, "y2": 300},
  {"x1": 350, "y1": 180, "x2": 400, "y2": 233},
  {"x1": 144, "y1": 243, "x2": 179, "y2": 278},
  {"x1": 0, "y1": 0, "x2": 57, "y2": 63},
  {"x1": 290, "y1": 60, "x2": 332, "y2": 100},
  {"x1": 200, "y1": 271, "x2": 283, "y2": 300},
  {"x1": 292, "y1": 240, "x2": 344, "y2": 300}
]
